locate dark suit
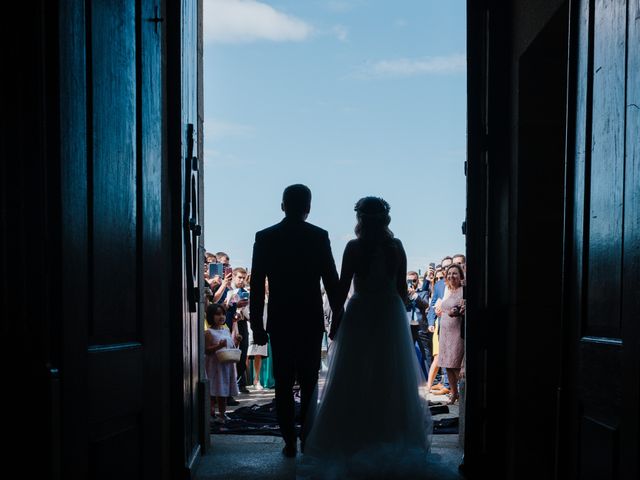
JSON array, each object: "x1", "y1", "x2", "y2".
[
  {"x1": 249, "y1": 217, "x2": 339, "y2": 447},
  {"x1": 406, "y1": 289, "x2": 431, "y2": 379}
]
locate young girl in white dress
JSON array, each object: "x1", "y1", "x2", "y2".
[{"x1": 205, "y1": 303, "x2": 240, "y2": 422}]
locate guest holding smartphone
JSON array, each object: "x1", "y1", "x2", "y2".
[{"x1": 226, "y1": 267, "x2": 251, "y2": 394}]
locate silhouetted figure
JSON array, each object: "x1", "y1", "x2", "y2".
[
  {"x1": 249, "y1": 184, "x2": 340, "y2": 458},
  {"x1": 298, "y1": 197, "x2": 433, "y2": 479}
]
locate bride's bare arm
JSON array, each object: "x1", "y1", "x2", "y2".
[{"x1": 395, "y1": 239, "x2": 409, "y2": 305}]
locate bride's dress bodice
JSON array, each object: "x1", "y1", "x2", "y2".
[{"x1": 352, "y1": 247, "x2": 397, "y2": 296}]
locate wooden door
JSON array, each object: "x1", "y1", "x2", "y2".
[
  {"x1": 563, "y1": 0, "x2": 640, "y2": 478},
  {"x1": 58, "y1": 0, "x2": 169, "y2": 478},
  {"x1": 166, "y1": 0, "x2": 204, "y2": 473}
]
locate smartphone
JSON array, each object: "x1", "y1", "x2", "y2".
[
  {"x1": 223, "y1": 264, "x2": 233, "y2": 277},
  {"x1": 407, "y1": 280, "x2": 414, "y2": 288},
  {"x1": 239, "y1": 290, "x2": 250, "y2": 301},
  {"x1": 209, "y1": 263, "x2": 224, "y2": 278}
]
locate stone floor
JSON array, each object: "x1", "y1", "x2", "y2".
[
  {"x1": 195, "y1": 433, "x2": 463, "y2": 480},
  {"x1": 194, "y1": 385, "x2": 464, "y2": 480}
]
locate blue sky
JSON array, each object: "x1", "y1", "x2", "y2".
[{"x1": 203, "y1": 0, "x2": 466, "y2": 273}]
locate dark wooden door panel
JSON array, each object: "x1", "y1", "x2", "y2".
[
  {"x1": 579, "y1": 415, "x2": 619, "y2": 479},
  {"x1": 567, "y1": 0, "x2": 639, "y2": 478},
  {"x1": 585, "y1": 0, "x2": 626, "y2": 340},
  {"x1": 178, "y1": 0, "x2": 202, "y2": 469},
  {"x1": 91, "y1": 0, "x2": 138, "y2": 345},
  {"x1": 87, "y1": 0, "x2": 142, "y2": 474},
  {"x1": 620, "y1": 1, "x2": 640, "y2": 476},
  {"x1": 88, "y1": 346, "x2": 143, "y2": 422},
  {"x1": 59, "y1": 0, "x2": 167, "y2": 477},
  {"x1": 88, "y1": 348, "x2": 143, "y2": 480},
  {"x1": 578, "y1": 339, "x2": 622, "y2": 421}
]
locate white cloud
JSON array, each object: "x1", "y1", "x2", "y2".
[
  {"x1": 357, "y1": 53, "x2": 466, "y2": 78},
  {"x1": 203, "y1": 0, "x2": 313, "y2": 44},
  {"x1": 332, "y1": 24, "x2": 348, "y2": 42},
  {"x1": 205, "y1": 119, "x2": 254, "y2": 139}
]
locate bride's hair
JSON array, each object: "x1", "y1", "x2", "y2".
[
  {"x1": 353, "y1": 197, "x2": 398, "y2": 275},
  {"x1": 354, "y1": 197, "x2": 398, "y2": 275},
  {"x1": 354, "y1": 196, "x2": 394, "y2": 241}
]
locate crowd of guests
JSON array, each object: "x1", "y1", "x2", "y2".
[
  {"x1": 201, "y1": 248, "x2": 467, "y2": 423},
  {"x1": 202, "y1": 250, "x2": 273, "y2": 422},
  {"x1": 408, "y1": 254, "x2": 467, "y2": 405}
]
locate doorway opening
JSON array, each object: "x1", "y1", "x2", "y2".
[{"x1": 198, "y1": 1, "x2": 467, "y2": 478}]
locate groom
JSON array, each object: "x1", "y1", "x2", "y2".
[{"x1": 249, "y1": 184, "x2": 340, "y2": 457}]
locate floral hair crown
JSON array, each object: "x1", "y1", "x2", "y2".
[{"x1": 354, "y1": 197, "x2": 390, "y2": 218}]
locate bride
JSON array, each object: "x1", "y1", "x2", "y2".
[{"x1": 297, "y1": 197, "x2": 433, "y2": 480}]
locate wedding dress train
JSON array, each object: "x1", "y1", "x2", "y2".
[{"x1": 297, "y1": 247, "x2": 433, "y2": 480}]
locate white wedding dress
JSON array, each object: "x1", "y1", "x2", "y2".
[{"x1": 297, "y1": 243, "x2": 433, "y2": 480}]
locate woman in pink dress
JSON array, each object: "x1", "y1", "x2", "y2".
[{"x1": 437, "y1": 264, "x2": 465, "y2": 404}]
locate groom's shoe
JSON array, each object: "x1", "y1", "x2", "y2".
[{"x1": 282, "y1": 443, "x2": 297, "y2": 458}]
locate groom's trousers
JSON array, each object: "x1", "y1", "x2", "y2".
[{"x1": 270, "y1": 330, "x2": 324, "y2": 447}]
